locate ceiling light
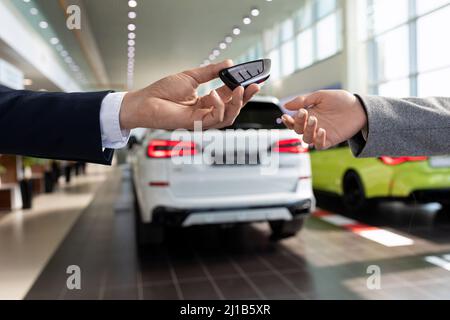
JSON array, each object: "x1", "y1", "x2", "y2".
[
  {"x1": 232, "y1": 27, "x2": 241, "y2": 35},
  {"x1": 30, "y1": 8, "x2": 38, "y2": 15},
  {"x1": 128, "y1": 32, "x2": 136, "y2": 39},
  {"x1": 251, "y1": 8, "x2": 260, "y2": 17},
  {"x1": 203, "y1": 60, "x2": 210, "y2": 65},
  {"x1": 128, "y1": 24, "x2": 136, "y2": 31},
  {"x1": 213, "y1": 49, "x2": 220, "y2": 56},
  {"x1": 219, "y1": 42, "x2": 227, "y2": 50},
  {"x1": 209, "y1": 54, "x2": 216, "y2": 61},
  {"x1": 65, "y1": 56, "x2": 73, "y2": 64},
  {"x1": 23, "y1": 79, "x2": 33, "y2": 86},
  {"x1": 128, "y1": 0, "x2": 137, "y2": 8},
  {"x1": 128, "y1": 11, "x2": 137, "y2": 19},
  {"x1": 39, "y1": 21, "x2": 48, "y2": 29},
  {"x1": 60, "y1": 50, "x2": 68, "y2": 57},
  {"x1": 50, "y1": 37, "x2": 59, "y2": 45},
  {"x1": 128, "y1": 52, "x2": 135, "y2": 58},
  {"x1": 56, "y1": 44, "x2": 63, "y2": 51},
  {"x1": 243, "y1": 16, "x2": 251, "y2": 25},
  {"x1": 128, "y1": 47, "x2": 135, "y2": 52},
  {"x1": 128, "y1": 39, "x2": 135, "y2": 46},
  {"x1": 225, "y1": 36, "x2": 233, "y2": 43},
  {"x1": 23, "y1": 0, "x2": 31, "y2": 3},
  {"x1": 266, "y1": 0, "x2": 272, "y2": 2}
]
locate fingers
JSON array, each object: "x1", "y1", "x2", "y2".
[
  {"x1": 284, "y1": 96, "x2": 308, "y2": 111},
  {"x1": 184, "y1": 60, "x2": 233, "y2": 85},
  {"x1": 284, "y1": 91, "x2": 324, "y2": 111},
  {"x1": 315, "y1": 129, "x2": 327, "y2": 150},
  {"x1": 303, "y1": 116, "x2": 318, "y2": 145},
  {"x1": 243, "y1": 84, "x2": 260, "y2": 104},
  {"x1": 281, "y1": 114, "x2": 295, "y2": 130},
  {"x1": 201, "y1": 89, "x2": 225, "y2": 123},
  {"x1": 216, "y1": 85, "x2": 233, "y2": 102},
  {"x1": 294, "y1": 109, "x2": 308, "y2": 135}
]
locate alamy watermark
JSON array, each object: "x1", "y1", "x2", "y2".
[
  {"x1": 66, "y1": 265, "x2": 81, "y2": 290},
  {"x1": 366, "y1": 265, "x2": 381, "y2": 290},
  {"x1": 66, "y1": 5, "x2": 81, "y2": 30}
]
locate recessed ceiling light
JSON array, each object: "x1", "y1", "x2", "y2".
[
  {"x1": 203, "y1": 60, "x2": 210, "y2": 65},
  {"x1": 128, "y1": 32, "x2": 136, "y2": 39},
  {"x1": 39, "y1": 21, "x2": 48, "y2": 29},
  {"x1": 128, "y1": 0, "x2": 137, "y2": 8},
  {"x1": 56, "y1": 44, "x2": 63, "y2": 51},
  {"x1": 23, "y1": 79, "x2": 33, "y2": 86},
  {"x1": 61, "y1": 50, "x2": 68, "y2": 57},
  {"x1": 128, "y1": 24, "x2": 136, "y2": 31},
  {"x1": 65, "y1": 56, "x2": 73, "y2": 63},
  {"x1": 213, "y1": 49, "x2": 220, "y2": 56},
  {"x1": 128, "y1": 11, "x2": 137, "y2": 19},
  {"x1": 251, "y1": 8, "x2": 260, "y2": 17},
  {"x1": 219, "y1": 42, "x2": 227, "y2": 50},
  {"x1": 225, "y1": 36, "x2": 233, "y2": 43},
  {"x1": 128, "y1": 39, "x2": 135, "y2": 46},
  {"x1": 50, "y1": 37, "x2": 59, "y2": 45},
  {"x1": 128, "y1": 52, "x2": 135, "y2": 58},
  {"x1": 209, "y1": 54, "x2": 216, "y2": 61},
  {"x1": 128, "y1": 47, "x2": 135, "y2": 52},
  {"x1": 30, "y1": 8, "x2": 38, "y2": 15},
  {"x1": 266, "y1": 0, "x2": 272, "y2": 2},
  {"x1": 233, "y1": 27, "x2": 241, "y2": 35},
  {"x1": 243, "y1": 16, "x2": 251, "y2": 25}
]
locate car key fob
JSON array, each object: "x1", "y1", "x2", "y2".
[{"x1": 219, "y1": 59, "x2": 271, "y2": 90}]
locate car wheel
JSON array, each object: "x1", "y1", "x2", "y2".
[
  {"x1": 342, "y1": 171, "x2": 368, "y2": 215},
  {"x1": 269, "y1": 217, "x2": 305, "y2": 241},
  {"x1": 133, "y1": 183, "x2": 165, "y2": 247}
]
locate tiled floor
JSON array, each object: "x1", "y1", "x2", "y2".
[
  {"x1": 0, "y1": 166, "x2": 109, "y2": 300},
  {"x1": 23, "y1": 167, "x2": 450, "y2": 300}
]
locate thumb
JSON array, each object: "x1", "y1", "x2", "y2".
[
  {"x1": 284, "y1": 91, "x2": 324, "y2": 111},
  {"x1": 184, "y1": 60, "x2": 233, "y2": 85}
]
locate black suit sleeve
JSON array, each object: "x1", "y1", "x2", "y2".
[{"x1": 0, "y1": 85, "x2": 114, "y2": 165}]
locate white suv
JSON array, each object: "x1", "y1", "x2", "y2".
[{"x1": 129, "y1": 96, "x2": 315, "y2": 245}]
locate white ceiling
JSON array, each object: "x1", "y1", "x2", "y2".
[{"x1": 7, "y1": 0, "x2": 307, "y2": 90}]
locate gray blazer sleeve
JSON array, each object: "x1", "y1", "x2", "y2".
[{"x1": 349, "y1": 95, "x2": 450, "y2": 157}]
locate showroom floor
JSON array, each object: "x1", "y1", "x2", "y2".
[{"x1": 24, "y1": 167, "x2": 450, "y2": 300}]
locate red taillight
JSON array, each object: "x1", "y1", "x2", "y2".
[
  {"x1": 273, "y1": 139, "x2": 308, "y2": 154},
  {"x1": 379, "y1": 156, "x2": 428, "y2": 166},
  {"x1": 147, "y1": 140, "x2": 198, "y2": 158}
]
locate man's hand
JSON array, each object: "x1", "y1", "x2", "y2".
[
  {"x1": 119, "y1": 60, "x2": 260, "y2": 131},
  {"x1": 281, "y1": 90, "x2": 368, "y2": 150}
]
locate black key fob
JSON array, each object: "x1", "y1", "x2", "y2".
[{"x1": 219, "y1": 59, "x2": 271, "y2": 90}]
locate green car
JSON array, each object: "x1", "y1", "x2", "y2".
[{"x1": 310, "y1": 143, "x2": 450, "y2": 213}]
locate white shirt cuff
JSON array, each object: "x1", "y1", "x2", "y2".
[{"x1": 100, "y1": 92, "x2": 130, "y2": 149}]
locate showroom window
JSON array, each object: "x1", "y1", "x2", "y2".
[
  {"x1": 235, "y1": 0, "x2": 342, "y2": 83},
  {"x1": 367, "y1": 0, "x2": 450, "y2": 97}
]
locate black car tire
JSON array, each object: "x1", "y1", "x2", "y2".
[
  {"x1": 269, "y1": 217, "x2": 305, "y2": 241},
  {"x1": 342, "y1": 171, "x2": 368, "y2": 215}
]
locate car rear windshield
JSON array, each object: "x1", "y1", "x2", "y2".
[{"x1": 224, "y1": 101, "x2": 285, "y2": 130}]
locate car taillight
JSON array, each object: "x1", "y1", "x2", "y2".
[
  {"x1": 379, "y1": 156, "x2": 428, "y2": 166},
  {"x1": 147, "y1": 140, "x2": 198, "y2": 158},
  {"x1": 273, "y1": 139, "x2": 308, "y2": 154}
]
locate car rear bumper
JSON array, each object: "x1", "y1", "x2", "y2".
[{"x1": 151, "y1": 199, "x2": 313, "y2": 227}]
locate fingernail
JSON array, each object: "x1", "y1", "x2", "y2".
[
  {"x1": 318, "y1": 129, "x2": 324, "y2": 136},
  {"x1": 298, "y1": 109, "x2": 307, "y2": 118},
  {"x1": 308, "y1": 116, "x2": 316, "y2": 126},
  {"x1": 282, "y1": 115, "x2": 288, "y2": 121}
]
